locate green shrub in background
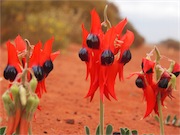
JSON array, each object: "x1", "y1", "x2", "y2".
[{"x1": 1, "y1": 0, "x2": 145, "y2": 49}]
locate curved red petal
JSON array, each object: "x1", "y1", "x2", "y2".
[
  {"x1": 43, "y1": 37, "x2": 54, "y2": 59},
  {"x1": 82, "y1": 24, "x2": 89, "y2": 48},
  {"x1": 118, "y1": 63, "x2": 124, "y2": 81},
  {"x1": 29, "y1": 42, "x2": 42, "y2": 67},
  {"x1": 145, "y1": 73, "x2": 153, "y2": 85},
  {"x1": 107, "y1": 62, "x2": 118, "y2": 100},
  {"x1": 102, "y1": 27, "x2": 116, "y2": 52},
  {"x1": 104, "y1": 84, "x2": 111, "y2": 101},
  {"x1": 90, "y1": 9, "x2": 101, "y2": 34},
  {"x1": 15, "y1": 35, "x2": 26, "y2": 52},
  {"x1": 127, "y1": 72, "x2": 141, "y2": 79},
  {"x1": 143, "y1": 85, "x2": 156, "y2": 118},
  {"x1": 142, "y1": 58, "x2": 155, "y2": 73},
  {"x1": 6, "y1": 41, "x2": 21, "y2": 72},
  {"x1": 121, "y1": 30, "x2": 134, "y2": 51},
  {"x1": 85, "y1": 62, "x2": 90, "y2": 80},
  {"x1": 173, "y1": 62, "x2": 180, "y2": 73},
  {"x1": 50, "y1": 51, "x2": 60, "y2": 61},
  {"x1": 115, "y1": 18, "x2": 127, "y2": 35}
]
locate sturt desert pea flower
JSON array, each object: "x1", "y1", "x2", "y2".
[
  {"x1": 2, "y1": 35, "x2": 59, "y2": 135},
  {"x1": 79, "y1": 9, "x2": 134, "y2": 101},
  {"x1": 29, "y1": 38, "x2": 60, "y2": 98},
  {"x1": 141, "y1": 58, "x2": 155, "y2": 85},
  {"x1": 129, "y1": 48, "x2": 179, "y2": 118},
  {"x1": 117, "y1": 30, "x2": 134, "y2": 80},
  {"x1": 128, "y1": 72, "x2": 156, "y2": 118},
  {"x1": 3, "y1": 41, "x2": 22, "y2": 82}
]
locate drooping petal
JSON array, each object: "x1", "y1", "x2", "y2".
[
  {"x1": 143, "y1": 85, "x2": 156, "y2": 118},
  {"x1": 106, "y1": 61, "x2": 119, "y2": 100}
]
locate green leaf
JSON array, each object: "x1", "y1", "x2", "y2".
[
  {"x1": 0, "y1": 126, "x2": 6, "y2": 135},
  {"x1": 131, "y1": 130, "x2": 138, "y2": 135},
  {"x1": 154, "y1": 115, "x2": 159, "y2": 123},
  {"x1": 120, "y1": 128, "x2": 126, "y2": 135},
  {"x1": 172, "y1": 115, "x2": 177, "y2": 125},
  {"x1": 125, "y1": 129, "x2": 130, "y2": 135},
  {"x1": 106, "y1": 124, "x2": 113, "y2": 135},
  {"x1": 84, "y1": 126, "x2": 90, "y2": 135},
  {"x1": 165, "y1": 115, "x2": 171, "y2": 125},
  {"x1": 96, "y1": 125, "x2": 100, "y2": 135}
]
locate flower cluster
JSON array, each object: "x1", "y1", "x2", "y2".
[
  {"x1": 2, "y1": 35, "x2": 59, "y2": 134},
  {"x1": 129, "y1": 48, "x2": 180, "y2": 118},
  {"x1": 3, "y1": 35, "x2": 60, "y2": 98},
  {"x1": 79, "y1": 9, "x2": 134, "y2": 101}
]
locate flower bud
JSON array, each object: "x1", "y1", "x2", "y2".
[
  {"x1": 2, "y1": 91, "x2": 15, "y2": 116},
  {"x1": 168, "y1": 74, "x2": 177, "y2": 90},
  {"x1": 19, "y1": 85, "x2": 27, "y2": 106},
  {"x1": 10, "y1": 84, "x2": 19, "y2": 100},
  {"x1": 79, "y1": 48, "x2": 89, "y2": 62},
  {"x1": 86, "y1": 34, "x2": 100, "y2": 49},
  {"x1": 101, "y1": 50, "x2": 114, "y2": 65},
  {"x1": 29, "y1": 75, "x2": 38, "y2": 92},
  {"x1": 26, "y1": 95, "x2": 39, "y2": 113}
]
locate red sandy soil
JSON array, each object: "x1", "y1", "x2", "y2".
[{"x1": 0, "y1": 43, "x2": 180, "y2": 135}]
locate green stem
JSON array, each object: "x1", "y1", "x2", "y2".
[
  {"x1": 100, "y1": 99, "x2": 104, "y2": 135},
  {"x1": 155, "y1": 46, "x2": 164, "y2": 135},
  {"x1": 157, "y1": 92, "x2": 164, "y2": 135},
  {"x1": 103, "y1": 5, "x2": 111, "y2": 30}
]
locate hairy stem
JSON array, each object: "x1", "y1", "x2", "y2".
[
  {"x1": 157, "y1": 92, "x2": 164, "y2": 135},
  {"x1": 155, "y1": 46, "x2": 164, "y2": 135}
]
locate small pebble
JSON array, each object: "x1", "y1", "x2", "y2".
[{"x1": 65, "y1": 119, "x2": 75, "y2": 124}]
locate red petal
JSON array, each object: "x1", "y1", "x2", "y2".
[
  {"x1": 50, "y1": 51, "x2": 60, "y2": 61},
  {"x1": 145, "y1": 73, "x2": 153, "y2": 85},
  {"x1": 142, "y1": 58, "x2": 155, "y2": 73},
  {"x1": 6, "y1": 41, "x2": 21, "y2": 72},
  {"x1": 102, "y1": 27, "x2": 116, "y2": 52},
  {"x1": 107, "y1": 62, "x2": 118, "y2": 100},
  {"x1": 118, "y1": 63, "x2": 124, "y2": 81},
  {"x1": 85, "y1": 62, "x2": 90, "y2": 80},
  {"x1": 29, "y1": 42, "x2": 42, "y2": 67},
  {"x1": 90, "y1": 9, "x2": 101, "y2": 34},
  {"x1": 143, "y1": 85, "x2": 156, "y2": 118},
  {"x1": 104, "y1": 84, "x2": 111, "y2": 101},
  {"x1": 120, "y1": 30, "x2": 134, "y2": 51},
  {"x1": 82, "y1": 24, "x2": 89, "y2": 48},
  {"x1": 15, "y1": 35, "x2": 26, "y2": 52},
  {"x1": 173, "y1": 62, "x2": 180, "y2": 73},
  {"x1": 115, "y1": 18, "x2": 127, "y2": 36}
]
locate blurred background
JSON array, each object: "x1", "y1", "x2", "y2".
[{"x1": 1, "y1": 0, "x2": 179, "y2": 50}]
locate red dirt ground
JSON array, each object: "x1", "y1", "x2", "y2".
[{"x1": 0, "y1": 43, "x2": 180, "y2": 135}]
